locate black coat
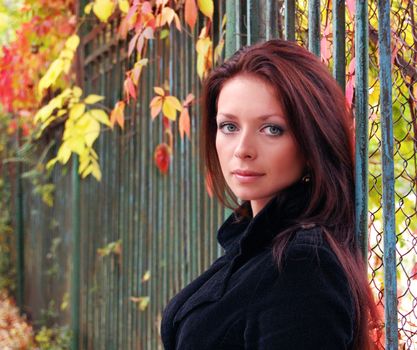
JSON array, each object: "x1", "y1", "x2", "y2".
[{"x1": 161, "y1": 190, "x2": 355, "y2": 349}]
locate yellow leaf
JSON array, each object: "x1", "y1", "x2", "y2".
[
  {"x1": 93, "y1": 0, "x2": 116, "y2": 23},
  {"x1": 69, "y1": 104, "x2": 86, "y2": 120},
  {"x1": 162, "y1": 100, "x2": 177, "y2": 121},
  {"x1": 67, "y1": 136, "x2": 86, "y2": 155},
  {"x1": 89, "y1": 162, "x2": 101, "y2": 181},
  {"x1": 34, "y1": 105, "x2": 54, "y2": 123},
  {"x1": 130, "y1": 296, "x2": 150, "y2": 311},
  {"x1": 165, "y1": 96, "x2": 183, "y2": 111},
  {"x1": 154, "y1": 86, "x2": 165, "y2": 96},
  {"x1": 81, "y1": 164, "x2": 93, "y2": 178},
  {"x1": 78, "y1": 157, "x2": 90, "y2": 174},
  {"x1": 84, "y1": 117, "x2": 101, "y2": 147},
  {"x1": 38, "y1": 59, "x2": 65, "y2": 94},
  {"x1": 89, "y1": 109, "x2": 111, "y2": 126},
  {"x1": 197, "y1": 0, "x2": 213, "y2": 20},
  {"x1": 72, "y1": 86, "x2": 83, "y2": 98},
  {"x1": 57, "y1": 142, "x2": 72, "y2": 164},
  {"x1": 84, "y1": 94, "x2": 104, "y2": 104},
  {"x1": 118, "y1": 0, "x2": 129, "y2": 13},
  {"x1": 221, "y1": 14, "x2": 227, "y2": 28},
  {"x1": 46, "y1": 157, "x2": 58, "y2": 170},
  {"x1": 142, "y1": 270, "x2": 151, "y2": 282},
  {"x1": 65, "y1": 34, "x2": 80, "y2": 52},
  {"x1": 84, "y1": 2, "x2": 94, "y2": 14}
]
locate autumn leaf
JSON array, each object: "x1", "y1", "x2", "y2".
[
  {"x1": 179, "y1": 93, "x2": 194, "y2": 140},
  {"x1": 150, "y1": 87, "x2": 182, "y2": 120},
  {"x1": 179, "y1": 108, "x2": 191, "y2": 140},
  {"x1": 93, "y1": 0, "x2": 116, "y2": 23},
  {"x1": 185, "y1": 0, "x2": 198, "y2": 30},
  {"x1": 65, "y1": 34, "x2": 80, "y2": 51},
  {"x1": 69, "y1": 103, "x2": 86, "y2": 120},
  {"x1": 118, "y1": 0, "x2": 129, "y2": 13},
  {"x1": 196, "y1": 26, "x2": 212, "y2": 80},
  {"x1": 154, "y1": 143, "x2": 171, "y2": 174},
  {"x1": 124, "y1": 76, "x2": 137, "y2": 102},
  {"x1": 130, "y1": 296, "x2": 150, "y2": 311},
  {"x1": 89, "y1": 109, "x2": 111, "y2": 127},
  {"x1": 132, "y1": 58, "x2": 148, "y2": 85},
  {"x1": 320, "y1": 23, "x2": 332, "y2": 64},
  {"x1": 183, "y1": 93, "x2": 195, "y2": 107},
  {"x1": 84, "y1": 94, "x2": 104, "y2": 104},
  {"x1": 150, "y1": 96, "x2": 163, "y2": 119},
  {"x1": 163, "y1": 96, "x2": 182, "y2": 120},
  {"x1": 110, "y1": 101, "x2": 125, "y2": 129},
  {"x1": 197, "y1": 0, "x2": 213, "y2": 20},
  {"x1": 142, "y1": 270, "x2": 151, "y2": 282}
]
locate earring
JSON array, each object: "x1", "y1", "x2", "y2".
[{"x1": 301, "y1": 174, "x2": 311, "y2": 183}]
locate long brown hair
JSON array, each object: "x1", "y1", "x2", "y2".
[{"x1": 200, "y1": 39, "x2": 383, "y2": 350}]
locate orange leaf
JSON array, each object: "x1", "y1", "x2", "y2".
[
  {"x1": 150, "y1": 96, "x2": 162, "y2": 119},
  {"x1": 183, "y1": 93, "x2": 195, "y2": 107},
  {"x1": 185, "y1": 0, "x2": 197, "y2": 30},
  {"x1": 154, "y1": 86, "x2": 165, "y2": 96},
  {"x1": 110, "y1": 101, "x2": 125, "y2": 129},
  {"x1": 154, "y1": 143, "x2": 171, "y2": 174},
  {"x1": 179, "y1": 108, "x2": 191, "y2": 140}
]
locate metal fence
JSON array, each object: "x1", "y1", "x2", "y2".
[{"x1": 9, "y1": 0, "x2": 416, "y2": 349}]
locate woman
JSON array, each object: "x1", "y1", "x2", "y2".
[{"x1": 161, "y1": 39, "x2": 382, "y2": 349}]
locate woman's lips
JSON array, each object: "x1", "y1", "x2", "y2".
[{"x1": 232, "y1": 170, "x2": 265, "y2": 183}]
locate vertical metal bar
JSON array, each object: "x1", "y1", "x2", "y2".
[
  {"x1": 378, "y1": 0, "x2": 398, "y2": 348},
  {"x1": 308, "y1": 0, "x2": 320, "y2": 56},
  {"x1": 354, "y1": 0, "x2": 369, "y2": 259},
  {"x1": 264, "y1": 0, "x2": 278, "y2": 40},
  {"x1": 225, "y1": 0, "x2": 238, "y2": 59},
  {"x1": 333, "y1": 0, "x2": 345, "y2": 90},
  {"x1": 15, "y1": 130, "x2": 24, "y2": 312},
  {"x1": 246, "y1": 0, "x2": 261, "y2": 45},
  {"x1": 71, "y1": 155, "x2": 80, "y2": 350},
  {"x1": 285, "y1": 0, "x2": 296, "y2": 41}
]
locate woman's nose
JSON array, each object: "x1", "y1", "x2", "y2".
[{"x1": 234, "y1": 133, "x2": 256, "y2": 160}]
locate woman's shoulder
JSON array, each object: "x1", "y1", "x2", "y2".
[{"x1": 244, "y1": 225, "x2": 355, "y2": 348}]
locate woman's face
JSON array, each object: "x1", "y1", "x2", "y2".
[{"x1": 215, "y1": 74, "x2": 305, "y2": 216}]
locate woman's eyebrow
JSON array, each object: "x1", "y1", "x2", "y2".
[{"x1": 216, "y1": 112, "x2": 285, "y2": 121}]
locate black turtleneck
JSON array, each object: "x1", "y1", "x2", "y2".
[{"x1": 160, "y1": 188, "x2": 354, "y2": 350}]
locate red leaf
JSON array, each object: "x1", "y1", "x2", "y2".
[
  {"x1": 185, "y1": 0, "x2": 198, "y2": 30},
  {"x1": 154, "y1": 143, "x2": 171, "y2": 174},
  {"x1": 163, "y1": 116, "x2": 170, "y2": 130},
  {"x1": 124, "y1": 76, "x2": 137, "y2": 102}
]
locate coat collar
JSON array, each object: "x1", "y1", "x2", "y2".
[
  {"x1": 217, "y1": 181, "x2": 311, "y2": 259},
  {"x1": 162, "y1": 182, "x2": 312, "y2": 349}
]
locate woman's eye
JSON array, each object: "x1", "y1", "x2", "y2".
[
  {"x1": 263, "y1": 125, "x2": 283, "y2": 136},
  {"x1": 219, "y1": 123, "x2": 238, "y2": 133}
]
